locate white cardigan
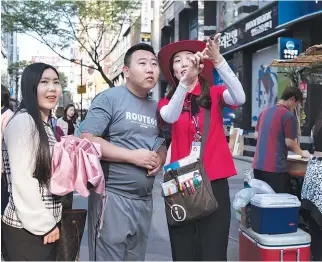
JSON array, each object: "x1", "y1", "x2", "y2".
[{"x1": 57, "y1": 117, "x2": 76, "y2": 136}]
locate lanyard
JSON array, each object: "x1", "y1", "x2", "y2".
[
  {"x1": 192, "y1": 115, "x2": 199, "y2": 133},
  {"x1": 192, "y1": 114, "x2": 202, "y2": 142}
]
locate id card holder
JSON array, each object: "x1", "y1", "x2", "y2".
[{"x1": 190, "y1": 141, "x2": 201, "y2": 157}]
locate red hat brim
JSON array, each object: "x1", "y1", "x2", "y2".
[{"x1": 158, "y1": 40, "x2": 214, "y2": 87}]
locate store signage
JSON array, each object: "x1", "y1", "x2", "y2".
[
  {"x1": 141, "y1": 33, "x2": 151, "y2": 45},
  {"x1": 219, "y1": 2, "x2": 278, "y2": 54},
  {"x1": 219, "y1": 29, "x2": 238, "y2": 49},
  {"x1": 278, "y1": 37, "x2": 302, "y2": 60},
  {"x1": 141, "y1": 0, "x2": 151, "y2": 33},
  {"x1": 245, "y1": 10, "x2": 273, "y2": 37}
]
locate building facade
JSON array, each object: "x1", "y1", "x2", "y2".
[
  {"x1": 160, "y1": 0, "x2": 322, "y2": 137},
  {"x1": 216, "y1": 1, "x2": 322, "y2": 137},
  {"x1": 2, "y1": 30, "x2": 19, "y2": 100}
]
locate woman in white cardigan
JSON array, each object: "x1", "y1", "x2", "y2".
[{"x1": 56, "y1": 104, "x2": 76, "y2": 136}]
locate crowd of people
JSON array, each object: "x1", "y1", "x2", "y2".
[{"x1": 1, "y1": 32, "x2": 321, "y2": 261}]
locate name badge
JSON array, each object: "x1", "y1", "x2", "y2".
[{"x1": 190, "y1": 142, "x2": 201, "y2": 157}]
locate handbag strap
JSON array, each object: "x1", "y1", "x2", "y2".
[{"x1": 200, "y1": 108, "x2": 210, "y2": 158}]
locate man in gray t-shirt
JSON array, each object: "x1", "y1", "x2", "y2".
[{"x1": 81, "y1": 43, "x2": 166, "y2": 261}]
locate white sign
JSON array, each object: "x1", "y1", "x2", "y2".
[
  {"x1": 219, "y1": 29, "x2": 238, "y2": 49},
  {"x1": 141, "y1": 0, "x2": 151, "y2": 33},
  {"x1": 283, "y1": 49, "x2": 299, "y2": 59},
  {"x1": 245, "y1": 11, "x2": 272, "y2": 37}
]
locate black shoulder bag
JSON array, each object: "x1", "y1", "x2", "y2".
[{"x1": 163, "y1": 108, "x2": 218, "y2": 226}]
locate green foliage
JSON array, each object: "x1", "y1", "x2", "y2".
[
  {"x1": 2, "y1": 0, "x2": 141, "y2": 86},
  {"x1": 59, "y1": 71, "x2": 68, "y2": 89},
  {"x1": 7, "y1": 60, "x2": 32, "y2": 74}
]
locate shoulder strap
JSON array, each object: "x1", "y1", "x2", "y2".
[
  {"x1": 200, "y1": 108, "x2": 210, "y2": 158},
  {"x1": 1, "y1": 107, "x2": 9, "y2": 115}
]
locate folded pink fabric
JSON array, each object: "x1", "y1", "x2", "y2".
[
  {"x1": 50, "y1": 135, "x2": 105, "y2": 197},
  {"x1": 49, "y1": 135, "x2": 106, "y2": 235}
]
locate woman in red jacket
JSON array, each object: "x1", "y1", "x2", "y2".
[{"x1": 158, "y1": 33, "x2": 245, "y2": 261}]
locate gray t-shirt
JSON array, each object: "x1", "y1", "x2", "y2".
[{"x1": 81, "y1": 86, "x2": 160, "y2": 200}]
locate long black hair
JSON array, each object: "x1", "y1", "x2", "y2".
[
  {"x1": 166, "y1": 53, "x2": 212, "y2": 111},
  {"x1": 17, "y1": 62, "x2": 60, "y2": 185},
  {"x1": 62, "y1": 104, "x2": 77, "y2": 123},
  {"x1": 1, "y1": 84, "x2": 11, "y2": 109},
  {"x1": 313, "y1": 107, "x2": 322, "y2": 142}
]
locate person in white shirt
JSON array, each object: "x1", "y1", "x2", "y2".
[
  {"x1": 56, "y1": 104, "x2": 77, "y2": 136},
  {"x1": 1, "y1": 63, "x2": 63, "y2": 261}
]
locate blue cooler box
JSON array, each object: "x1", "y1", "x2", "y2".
[{"x1": 250, "y1": 194, "x2": 301, "y2": 234}]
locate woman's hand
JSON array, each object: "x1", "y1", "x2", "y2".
[
  {"x1": 180, "y1": 52, "x2": 205, "y2": 86},
  {"x1": 204, "y1": 33, "x2": 224, "y2": 67},
  {"x1": 43, "y1": 226, "x2": 60, "y2": 245}
]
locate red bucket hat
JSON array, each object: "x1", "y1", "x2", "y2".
[{"x1": 158, "y1": 40, "x2": 214, "y2": 87}]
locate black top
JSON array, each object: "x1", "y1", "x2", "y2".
[
  {"x1": 67, "y1": 120, "x2": 75, "y2": 135},
  {"x1": 313, "y1": 126, "x2": 322, "y2": 152}
]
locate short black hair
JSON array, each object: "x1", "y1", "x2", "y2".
[
  {"x1": 124, "y1": 43, "x2": 156, "y2": 67},
  {"x1": 281, "y1": 86, "x2": 303, "y2": 102},
  {"x1": 1, "y1": 84, "x2": 10, "y2": 108}
]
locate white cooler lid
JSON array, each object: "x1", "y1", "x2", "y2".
[
  {"x1": 240, "y1": 226, "x2": 311, "y2": 246},
  {"x1": 250, "y1": 193, "x2": 301, "y2": 208}
]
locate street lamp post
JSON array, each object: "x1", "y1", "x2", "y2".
[
  {"x1": 71, "y1": 58, "x2": 84, "y2": 121},
  {"x1": 80, "y1": 59, "x2": 83, "y2": 121}
]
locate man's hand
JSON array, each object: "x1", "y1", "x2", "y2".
[
  {"x1": 130, "y1": 149, "x2": 158, "y2": 169},
  {"x1": 43, "y1": 227, "x2": 60, "y2": 245},
  {"x1": 148, "y1": 153, "x2": 163, "y2": 176},
  {"x1": 148, "y1": 146, "x2": 167, "y2": 176},
  {"x1": 301, "y1": 150, "x2": 311, "y2": 159}
]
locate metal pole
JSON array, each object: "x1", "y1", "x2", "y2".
[
  {"x1": 80, "y1": 59, "x2": 83, "y2": 121},
  {"x1": 15, "y1": 73, "x2": 19, "y2": 102},
  {"x1": 152, "y1": 0, "x2": 161, "y2": 101}
]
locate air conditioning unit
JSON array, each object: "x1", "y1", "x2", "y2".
[{"x1": 235, "y1": 1, "x2": 258, "y2": 18}]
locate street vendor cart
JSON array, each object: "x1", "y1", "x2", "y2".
[{"x1": 270, "y1": 44, "x2": 322, "y2": 232}]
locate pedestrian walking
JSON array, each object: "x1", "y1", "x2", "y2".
[
  {"x1": 301, "y1": 109, "x2": 322, "y2": 261},
  {"x1": 252, "y1": 86, "x2": 311, "y2": 193},
  {"x1": 1, "y1": 84, "x2": 14, "y2": 215},
  {"x1": 1, "y1": 63, "x2": 63, "y2": 261},
  {"x1": 81, "y1": 43, "x2": 167, "y2": 261},
  {"x1": 157, "y1": 33, "x2": 245, "y2": 261}
]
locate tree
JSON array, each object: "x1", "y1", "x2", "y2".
[
  {"x1": 7, "y1": 60, "x2": 32, "y2": 101},
  {"x1": 2, "y1": 0, "x2": 141, "y2": 87},
  {"x1": 58, "y1": 71, "x2": 68, "y2": 89}
]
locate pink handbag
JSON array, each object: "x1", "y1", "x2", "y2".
[{"x1": 49, "y1": 135, "x2": 106, "y2": 235}]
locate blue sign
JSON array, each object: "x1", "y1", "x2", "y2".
[
  {"x1": 213, "y1": 63, "x2": 234, "y2": 85},
  {"x1": 9, "y1": 87, "x2": 14, "y2": 96},
  {"x1": 213, "y1": 64, "x2": 235, "y2": 125},
  {"x1": 222, "y1": 107, "x2": 233, "y2": 125},
  {"x1": 278, "y1": 1, "x2": 322, "y2": 26},
  {"x1": 278, "y1": 37, "x2": 302, "y2": 60}
]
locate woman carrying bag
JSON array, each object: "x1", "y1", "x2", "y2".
[
  {"x1": 157, "y1": 33, "x2": 245, "y2": 261},
  {"x1": 1, "y1": 63, "x2": 62, "y2": 261}
]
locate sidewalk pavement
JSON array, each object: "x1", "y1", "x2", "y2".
[{"x1": 75, "y1": 159, "x2": 252, "y2": 261}]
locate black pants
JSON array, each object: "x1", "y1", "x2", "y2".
[
  {"x1": 1, "y1": 222, "x2": 57, "y2": 261},
  {"x1": 253, "y1": 169, "x2": 290, "y2": 193},
  {"x1": 310, "y1": 216, "x2": 322, "y2": 261},
  {"x1": 168, "y1": 178, "x2": 231, "y2": 261},
  {"x1": 1, "y1": 174, "x2": 9, "y2": 215}
]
